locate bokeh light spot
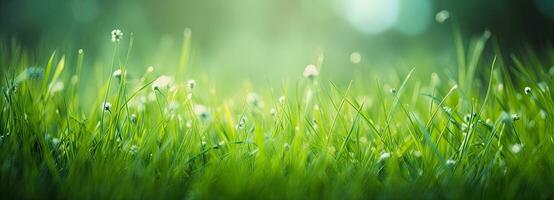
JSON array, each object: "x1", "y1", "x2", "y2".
[
  {"x1": 344, "y1": 0, "x2": 399, "y2": 34},
  {"x1": 393, "y1": 0, "x2": 432, "y2": 35}
]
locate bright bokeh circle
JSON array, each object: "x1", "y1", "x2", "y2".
[{"x1": 344, "y1": 0, "x2": 400, "y2": 34}]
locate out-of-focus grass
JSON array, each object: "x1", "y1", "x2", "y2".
[{"x1": 0, "y1": 27, "x2": 553, "y2": 199}]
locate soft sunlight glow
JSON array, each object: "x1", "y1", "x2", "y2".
[
  {"x1": 344, "y1": 0, "x2": 399, "y2": 34},
  {"x1": 394, "y1": 0, "x2": 432, "y2": 35}
]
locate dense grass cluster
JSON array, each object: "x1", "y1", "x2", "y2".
[{"x1": 1, "y1": 31, "x2": 554, "y2": 199}]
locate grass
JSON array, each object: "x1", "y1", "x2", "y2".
[{"x1": 0, "y1": 29, "x2": 554, "y2": 199}]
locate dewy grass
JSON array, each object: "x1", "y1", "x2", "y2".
[{"x1": 0, "y1": 28, "x2": 553, "y2": 200}]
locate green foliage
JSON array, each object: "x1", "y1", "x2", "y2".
[{"x1": 0, "y1": 33, "x2": 553, "y2": 199}]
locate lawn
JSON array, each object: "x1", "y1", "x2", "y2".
[{"x1": 1, "y1": 25, "x2": 553, "y2": 199}]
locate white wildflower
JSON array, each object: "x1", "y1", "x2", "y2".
[
  {"x1": 102, "y1": 101, "x2": 112, "y2": 112},
  {"x1": 303, "y1": 64, "x2": 319, "y2": 79},
  {"x1": 193, "y1": 104, "x2": 210, "y2": 120},
  {"x1": 166, "y1": 101, "x2": 179, "y2": 114},
  {"x1": 464, "y1": 113, "x2": 476, "y2": 122},
  {"x1": 510, "y1": 144, "x2": 522, "y2": 154},
  {"x1": 524, "y1": 86, "x2": 531, "y2": 95},
  {"x1": 236, "y1": 117, "x2": 246, "y2": 129},
  {"x1": 130, "y1": 114, "x2": 137, "y2": 124},
  {"x1": 113, "y1": 69, "x2": 123, "y2": 80},
  {"x1": 461, "y1": 123, "x2": 469, "y2": 131},
  {"x1": 246, "y1": 92, "x2": 263, "y2": 108},
  {"x1": 278, "y1": 96, "x2": 286, "y2": 104},
  {"x1": 512, "y1": 113, "x2": 520, "y2": 121},
  {"x1": 111, "y1": 29, "x2": 123, "y2": 42},
  {"x1": 147, "y1": 66, "x2": 154, "y2": 73},
  {"x1": 431, "y1": 72, "x2": 440, "y2": 87},
  {"x1": 435, "y1": 10, "x2": 450, "y2": 23},
  {"x1": 187, "y1": 79, "x2": 196, "y2": 90},
  {"x1": 51, "y1": 137, "x2": 60, "y2": 146},
  {"x1": 446, "y1": 159, "x2": 456, "y2": 165},
  {"x1": 129, "y1": 145, "x2": 138, "y2": 154},
  {"x1": 152, "y1": 75, "x2": 173, "y2": 91},
  {"x1": 283, "y1": 143, "x2": 290, "y2": 150},
  {"x1": 71, "y1": 75, "x2": 79, "y2": 85},
  {"x1": 130, "y1": 96, "x2": 147, "y2": 112},
  {"x1": 497, "y1": 83, "x2": 504, "y2": 92},
  {"x1": 412, "y1": 150, "x2": 422, "y2": 158},
  {"x1": 359, "y1": 136, "x2": 368, "y2": 144},
  {"x1": 379, "y1": 152, "x2": 391, "y2": 162},
  {"x1": 443, "y1": 106, "x2": 452, "y2": 113},
  {"x1": 485, "y1": 118, "x2": 493, "y2": 125},
  {"x1": 356, "y1": 96, "x2": 373, "y2": 109},
  {"x1": 50, "y1": 81, "x2": 65, "y2": 94},
  {"x1": 350, "y1": 52, "x2": 361, "y2": 64}
]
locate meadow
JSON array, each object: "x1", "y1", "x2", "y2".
[{"x1": 1, "y1": 24, "x2": 554, "y2": 199}]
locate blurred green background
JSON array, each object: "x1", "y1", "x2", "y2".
[{"x1": 1, "y1": 0, "x2": 554, "y2": 86}]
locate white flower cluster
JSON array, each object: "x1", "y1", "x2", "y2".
[
  {"x1": 111, "y1": 29, "x2": 123, "y2": 42},
  {"x1": 303, "y1": 64, "x2": 319, "y2": 79},
  {"x1": 152, "y1": 75, "x2": 173, "y2": 91}
]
